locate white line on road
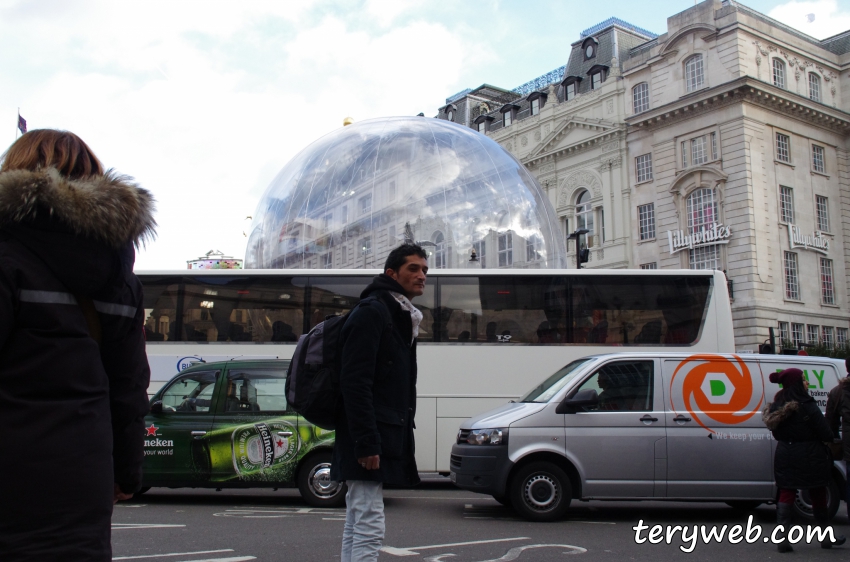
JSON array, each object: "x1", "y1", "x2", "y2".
[
  {"x1": 178, "y1": 558, "x2": 255, "y2": 562},
  {"x1": 381, "y1": 537, "x2": 530, "y2": 557},
  {"x1": 466, "y1": 544, "x2": 587, "y2": 562},
  {"x1": 111, "y1": 524, "x2": 186, "y2": 530},
  {"x1": 323, "y1": 517, "x2": 347, "y2": 521},
  {"x1": 113, "y1": 549, "x2": 234, "y2": 560}
]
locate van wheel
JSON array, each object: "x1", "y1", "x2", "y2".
[
  {"x1": 793, "y1": 476, "x2": 840, "y2": 521},
  {"x1": 492, "y1": 494, "x2": 512, "y2": 507},
  {"x1": 297, "y1": 451, "x2": 347, "y2": 508},
  {"x1": 509, "y1": 462, "x2": 571, "y2": 522},
  {"x1": 725, "y1": 501, "x2": 761, "y2": 511}
]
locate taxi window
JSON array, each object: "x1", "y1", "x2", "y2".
[
  {"x1": 160, "y1": 371, "x2": 218, "y2": 413},
  {"x1": 572, "y1": 360, "x2": 654, "y2": 412},
  {"x1": 224, "y1": 369, "x2": 289, "y2": 413}
]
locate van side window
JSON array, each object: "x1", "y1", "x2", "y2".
[{"x1": 574, "y1": 361, "x2": 654, "y2": 412}]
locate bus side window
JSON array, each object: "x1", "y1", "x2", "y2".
[{"x1": 143, "y1": 278, "x2": 180, "y2": 341}]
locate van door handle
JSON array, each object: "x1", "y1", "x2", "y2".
[
  {"x1": 277, "y1": 431, "x2": 293, "y2": 437},
  {"x1": 673, "y1": 415, "x2": 692, "y2": 423},
  {"x1": 639, "y1": 415, "x2": 658, "y2": 423},
  {"x1": 191, "y1": 431, "x2": 207, "y2": 438}
]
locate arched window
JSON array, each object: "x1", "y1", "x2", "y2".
[
  {"x1": 685, "y1": 55, "x2": 704, "y2": 92},
  {"x1": 433, "y1": 231, "x2": 447, "y2": 269},
  {"x1": 576, "y1": 190, "x2": 594, "y2": 249},
  {"x1": 686, "y1": 188, "x2": 720, "y2": 270},
  {"x1": 772, "y1": 58, "x2": 786, "y2": 89},
  {"x1": 447, "y1": 109, "x2": 454, "y2": 122},
  {"x1": 633, "y1": 83, "x2": 649, "y2": 113},
  {"x1": 808, "y1": 73, "x2": 821, "y2": 102}
]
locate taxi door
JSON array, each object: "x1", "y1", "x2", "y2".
[
  {"x1": 662, "y1": 355, "x2": 773, "y2": 499},
  {"x1": 143, "y1": 369, "x2": 220, "y2": 484},
  {"x1": 209, "y1": 364, "x2": 302, "y2": 484}
]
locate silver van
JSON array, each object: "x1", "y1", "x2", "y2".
[{"x1": 449, "y1": 353, "x2": 847, "y2": 522}]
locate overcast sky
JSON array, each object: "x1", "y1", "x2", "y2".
[{"x1": 2, "y1": 0, "x2": 847, "y2": 270}]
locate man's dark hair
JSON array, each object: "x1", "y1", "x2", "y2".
[{"x1": 384, "y1": 244, "x2": 427, "y2": 273}]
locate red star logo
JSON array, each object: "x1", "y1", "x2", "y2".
[
  {"x1": 145, "y1": 424, "x2": 158, "y2": 436},
  {"x1": 276, "y1": 439, "x2": 284, "y2": 448}
]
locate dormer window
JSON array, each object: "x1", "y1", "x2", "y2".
[
  {"x1": 444, "y1": 104, "x2": 457, "y2": 122},
  {"x1": 561, "y1": 76, "x2": 582, "y2": 101},
  {"x1": 527, "y1": 92, "x2": 548, "y2": 116},
  {"x1": 499, "y1": 103, "x2": 520, "y2": 128},
  {"x1": 582, "y1": 38, "x2": 598, "y2": 61},
  {"x1": 474, "y1": 115, "x2": 494, "y2": 134},
  {"x1": 586, "y1": 65, "x2": 609, "y2": 90}
]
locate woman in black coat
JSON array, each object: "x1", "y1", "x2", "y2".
[{"x1": 763, "y1": 368, "x2": 845, "y2": 552}]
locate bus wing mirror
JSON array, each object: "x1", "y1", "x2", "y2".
[
  {"x1": 150, "y1": 400, "x2": 163, "y2": 414},
  {"x1": 556, "y1": 389, "x2": 599, "y2": 414}
]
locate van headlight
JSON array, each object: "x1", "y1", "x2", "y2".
[{"x1": 462, "y1": 428, "x2": 507, "y2": 446}]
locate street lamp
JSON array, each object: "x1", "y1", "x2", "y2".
[{"x1": 566, "y1": 228, "x2": 589, "y2": 269}]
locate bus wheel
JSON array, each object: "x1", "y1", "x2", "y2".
[
  {"x1": 793, "y1": 476, "x2": 841, "y2": 521},
  {"x1": 298, "y1": 451, "x2": 347, "y2": 508},
  {"x1": 509, "y1": 462, "x2": 571, "y2": 522}
]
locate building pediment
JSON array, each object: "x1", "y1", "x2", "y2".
[
  {"x1": 526, "y1": 116, "x2": 620, "y2": 164},
  {"x1": 660, "y1": 23, "x2": 718, "y2": 55}
]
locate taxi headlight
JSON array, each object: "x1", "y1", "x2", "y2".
[{"x1": 466, "y1": 428, "x2": 507, "y2": 446}]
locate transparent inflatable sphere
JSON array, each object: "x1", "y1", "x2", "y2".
[{"x1": 245, "y1": 117, "x2": 566, "y2": 270}]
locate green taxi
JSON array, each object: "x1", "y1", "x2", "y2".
[{"x1": 140, "y1": 359, "x2": 345, "y2": 507}]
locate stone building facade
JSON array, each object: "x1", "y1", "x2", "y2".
[{"x1": 622, "y1": 0, "x2": 850, "y2": 350}]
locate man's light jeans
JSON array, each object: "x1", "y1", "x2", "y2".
[{"x1": 341, "y1": 480, "x2": 385, "y2": 562}]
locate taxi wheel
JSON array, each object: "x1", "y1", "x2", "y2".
[
  {"x1": 298, "y1": 451, "x2": 347, "y2": 508},
  {"x1": 509, "y1": 461, "x2": 571, "y2": 522}
]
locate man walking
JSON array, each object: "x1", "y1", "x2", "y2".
[
  {"x1": 825, "y1": 357, "x2": 850, "y2": 521},
  {"x1": 332, "y1": 244, "x2": 428, "y2": 561}
]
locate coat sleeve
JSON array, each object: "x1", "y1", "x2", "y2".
[
  {"x1": 805, "y1": 402, "x2": 834, "y2": 442},
  {"x1": 340, "y1": 303, "x2": 385, "y2": 459},
  {"x1": 98, "y1": 274, "x2": 151, "y2": 494},
  {"x1": 0, "y1": 264, "x2": 13, "y2": 353},
  {"x1": 825, "y1": 387, "x2": 841, "y2": 437}
]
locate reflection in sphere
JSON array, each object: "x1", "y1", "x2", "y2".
[{"x1": 245, "y1": 117, "x2": 566, "y2": 270}]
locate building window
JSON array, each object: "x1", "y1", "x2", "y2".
[
  {"x1": 791, "y1": 323, "x2": 804, "y2": 349},
  {"x1": 779, "y1": 186, "x2": 794, "y2": 223},
  {"x1": 820, "y1": 257, "x2": 835, "y2": 304},
  {"x1": 341, "y1": 205, "x2": 349, "y2": 224},
  {"x1": 808, "y1": 73, "x2": 821, "y2": 102},
  {"x1": 681, "y1": 141, "x2": 688, "y2": 168},
  {"x1": 565, "y1": 82, "x2": 576, "y2": 101},
  {"x1": 360, "y1": 237, "x2": 372, "y2": 256},
  {"x1": 686, "y1": 188, "x2": 719, "y2": 270},
  {"x1": 599, "y1": 209, "x2": 605, "y2": 243},
  {"x1": 636, "y1": 154, "x2": 653, "y2": 183},
  {"x1": 772, "y1": 58, "x2": 786, "y2": 89},
  {"x1": 447, "y1": 109, "x2": 454, "y2": 122},
  {"x1": 784, "y1": 251, "x2": 800, "y2": 300},
  {"x1": 339, "y1": 245, "x2": 348, "y2": 265},
  {"x1": 576, "y1": 190, "x2": 594, "y2": 249},
  {"x1": 359, "y1": 194, "x2": 372, "y2": 215},
  {"x1": 473, "y1": 240, "x2": 486, "y2": 268},
  {"x1": 478, "y1": 121, "x2": 487, "y2": 133},
  {"x1": 321, "y1": 252, "x2": 333, "y2": 269},
  {"x1": 640, "y1": 263, "x2": 657, "y2": 269},
  {"x1": 779, "y1": 321, "x2": 789, "y2": 344},
  {"x1": 812, "y1": 145, "x2": 825, "y2": 174},
  {"x1": 633, "y1": 83, "x2": 649, "y2": 113},
  {"x1": 638, "y1": 203, "x2": 656, "y2": 240},
  {"x1": 685, "y1": 54, "x2": 704, "y2": 92},
  {"x1": 823, "y1": 326, "x2": 834, "y2": 349},
  {"x1": 503, "y1": 111, "x2": 512, "y2": 128},
  {"x1": 388, "y1": 181, "x2": 397, "y2": 201},
  {"x1": 776, "y1": 133, "x2": 790, "y2": 163},
  {"x1": 434, "y1": 231, "x2": 447, "y2": 269},
  {"x1": 591, "y1": 72, "x2": 601, "y2": 90},
  {"x1": 498, "y1": 233, "x2": 513, "y2": 267},
  {"x1": 322, "y1": 213, "x2": 333, "y2": 232},
  {"x1": 816, "y1": 195, "x2": 829, "y2": 232},
  {"x1": 691, "y1": 136, "x2": 708, "y2": 165},
  {"x1": 526, "y1": 235, "x2": 541, "y2": 262},
  {"x1": 837, "y1": 327, "x2": 848, "y2": 347},
  {"x1": 807, "y1": 324, "x2": 820, "y2": 345},
  {"x1": 710, "y1": 132, "x2": 718, "y2": 160},
  {"x1": 388, "y1": 225, "x2": 396, "y2": 243},
  {"x1": 531, "y1": 98, "x2": 540, "y2": 116}
]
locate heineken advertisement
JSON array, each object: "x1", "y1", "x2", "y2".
[
  {"x1": 667, "y1": 222, "x2": 732, "y2": 254},
  {"x1": 787, "y1": 224, "x2": 829, "y2": 255},
  {"x1": 231, "y1": 421, "x2": 299, "y2": 476}
]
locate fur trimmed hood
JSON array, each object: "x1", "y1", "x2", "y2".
[
  {"x1": 762, "y1": 400, "x2": 798, "y2": 431},
  {"x1": 0, "y1": 168, "x2": 156, "y2": 248}
]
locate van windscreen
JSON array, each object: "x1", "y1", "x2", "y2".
[{"x1": 520, "y1": 358, "x2": 593, "y2": 403}]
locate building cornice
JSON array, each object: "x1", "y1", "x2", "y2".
[{"x1": 626, "y1": 76, "x2": 850, "y2": 134}]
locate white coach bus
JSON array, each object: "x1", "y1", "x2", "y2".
[{"x1": 138, "y1": 268, "x2": 733, "y2": 472}]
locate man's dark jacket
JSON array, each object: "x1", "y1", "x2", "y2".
[
  {"x1": 768, "y1": 396, "x2": 834, "y2": 489},
  {"x1": 331, "y1": 274, "x2": 420, "y2": 487},
  {"x1": 826, "y1": 376, "x2": 850, "y2": 462},
  {"x1": 0, "y1": 168, "x2": 155, "y2": 561}
]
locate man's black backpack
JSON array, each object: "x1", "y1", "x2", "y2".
[{"x1": 285, "y1": 297, "x2": 391, "y2": 430}]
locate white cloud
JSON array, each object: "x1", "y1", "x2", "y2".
[
  {"x1": 768, "y1": 0, "x2": 850, "y2": 40},
  {"x1": 0, "y1": 1, "x2": 484, "y2": 269}
]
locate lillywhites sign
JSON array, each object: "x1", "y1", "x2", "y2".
[
  {"x1": 788, "y1": 224, "x2": 829, "y2": 255},
  {"x1": 667, "y1": 222, "x2": 732, "y2": 255}
]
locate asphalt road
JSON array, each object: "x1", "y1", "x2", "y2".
[{"x1": 112, "y1": 480, "x2": 849, "y2": 562}]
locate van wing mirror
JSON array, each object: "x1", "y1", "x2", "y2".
[
  {"x1": 556, "y1": 389, "x2": 599, "y2": 414},
  {"x1": 150, "y1": 400, "x2": 163, "y2": 414}
]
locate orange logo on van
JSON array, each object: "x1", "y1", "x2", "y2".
[{"x1": 670, "y1": 354, "x2": 763, "y2": 433}]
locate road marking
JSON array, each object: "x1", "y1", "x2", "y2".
[
  {"x1": 214, "y1": 508, "x2": 344, "y2": 518},
  {"x1": 381, "y1": 537, "x2": 530, "y2": 557},
  {"x1": 113, "y1": 550, "x2": 234, "y2": 560},
  {"x1": 323, "y1": 517, "x2": 347, "y2": 521},
  {"x1": 111, "y1": 524, "x2": 186, "y2": 530},
  {"x1": 475, "y1": 544, "x2": 587, "y2": 561},
  {"x1": 575, "y1": 521, "x2": 615, "y2": 525},
  {"x1": 115, "y1": 504, "x2": 146, "y2": 508},
  {"x1": 180, "y1": 558, "x2": 255, "y2": 562}
]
